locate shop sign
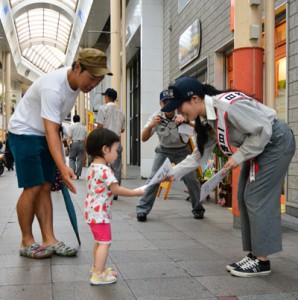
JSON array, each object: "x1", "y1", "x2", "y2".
[
  {"x1": 178, "y1": 19, "x2": 201, "y2": 68},
  {"x1": 88, "y1": 111, "x2": 94, "y2": 134}
]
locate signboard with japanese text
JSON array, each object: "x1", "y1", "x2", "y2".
[
  {"x1": 87, "y1": 111, "x2": 94, "y2": 134},
  {"x1": 179, "y1": 19, "x2": 201, "y2": 69}
]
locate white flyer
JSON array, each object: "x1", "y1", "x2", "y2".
[
  {"x1": 200, "y1": 168, "x2": 228, "y2": 201},
  {"x1": 135, "y1": 157, "x2": 173, "y2": 191}
]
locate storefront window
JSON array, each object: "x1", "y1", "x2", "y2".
[
  {"x1": 274, "y1": 22, "x2": 286, "y2": 121},
  {"x1": 275, "y1": 57, "x2": 286, "y2": 121},
  {"x1": 178, "y1": 0, "x2": 191, "y2": 14}
]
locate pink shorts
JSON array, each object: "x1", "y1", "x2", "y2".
[{"x1": 89, "y1": 223, "x2": 112, "y2": 244}]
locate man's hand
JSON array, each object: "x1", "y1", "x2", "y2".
[
  {"x1": 43, "y1": 119, "x2": 77, "y2": 193},
  {"x1": 149, "y1": 115, "x2": 162, "y2": 128},
  {"x1": 60, "y1": 166, "x2": 77, "y2": 193}
]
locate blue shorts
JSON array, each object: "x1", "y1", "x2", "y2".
[{"x1": 8, "y1": 132, "x2": 56, "y2": 188}]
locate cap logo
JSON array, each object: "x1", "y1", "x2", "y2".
[
  {"x1": 168, "y1": 89, "x2": 175, "y2": 98},
  {"x1": 187, "y1": 91, "x2": 194, "y2": 96}
]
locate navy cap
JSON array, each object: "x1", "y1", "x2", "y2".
[
  {"x1": 159, "y1": 90, "x2": 171, "y2": 102},
  {"x1": 161, "y1": 77, "x2": 204, "y2": 112},
  {"x1": 101, "y1": 88, "x2": 117, "y2": 100}
]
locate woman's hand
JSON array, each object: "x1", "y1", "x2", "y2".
[
  {"x1": 163, "y1": 175, "x2": 175, "y2": 182},
  {"x1": 175, "y1": 116, "x2": 187, "y2": 125},
  {"x1": 224, "y1": 157, "x2": 238, "y2": 171}
]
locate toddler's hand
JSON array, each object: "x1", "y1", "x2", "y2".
[{"x1": 135, "y1": 188, "x2": 145, "y2": 197}]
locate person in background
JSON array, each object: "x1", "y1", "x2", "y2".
[
  {"x1": 162, "y1": 76, "x2": 296, "y2": 277},
  {"x1": 96, "y1": 88, "x2": 125, "y2": 200},
  {"x1": 136, "y1": 90, "x2": 205, "y2": 222},
  {"x1": 3, "y1": 132, "x2": 14, "y2": 171},
  {"x1": 8, "y1": 48, "x2": 112, "y2": 258},
  {"x1": 85, "y1": 128, "x2": 144, "y2": 285},
  {"x1": 68, "y1": 114, "x2": 87, "y2": 179}
]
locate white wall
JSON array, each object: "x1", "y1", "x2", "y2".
[{"x1": 140, "y1": 0, "x2": 163, "y2": 178}]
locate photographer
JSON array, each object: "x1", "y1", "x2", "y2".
[{"x1": 136, "y1": 90, "x2": 205, "y2": 222}]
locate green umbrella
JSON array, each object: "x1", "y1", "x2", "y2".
[{"x1": 61, "y1": 184, "x2": 81, "y2": 245}]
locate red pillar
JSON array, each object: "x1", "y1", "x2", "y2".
[{"x1": 232, "y1": 47, "x2": 264, "y2": 218}]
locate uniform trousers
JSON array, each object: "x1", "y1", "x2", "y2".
[
  {"x1": 238, "y1": 119, "x2": 295, "y2": 256},
  {"x1": 136, "y1": 145, "x2": 204, "y2": 216}
]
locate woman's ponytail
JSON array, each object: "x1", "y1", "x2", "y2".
[{"x1": 194, "y1": 83, "x2": 227, "y2": 156}]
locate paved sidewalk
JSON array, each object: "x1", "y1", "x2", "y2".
[{"x1": 0, "y1": 166, "x2": 298, "y2": 300}]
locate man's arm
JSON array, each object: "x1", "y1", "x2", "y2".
[
  {"x1": 142, "y1": 115, "x2": 162, "y2": 142},
  {"x1": 43, "y1": 119, "x2": 77, "y2": 193}
]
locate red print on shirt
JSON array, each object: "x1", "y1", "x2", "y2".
[
  {"x1": 95, "y1": 187, "x2": 105, "y2": 194},
  {"x1": 102, "y1": 169, "x2": 108, "y2": 179}
]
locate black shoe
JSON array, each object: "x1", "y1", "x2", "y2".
[
  {"x1": 230, "y1": 258, "x2": 271, "y2": 277},
  {"x1": 113, "y1": 196, "x2": 118, "y2": 201},
  {"x1": 193, "y1": 210, "x2": 205, "y2": 219},
  {"x1": 226, "y1": 252, "x2": 255, "y2": 272},
  {"x1": 137, "y1": 212, "x2": 147, "y2": 222}
]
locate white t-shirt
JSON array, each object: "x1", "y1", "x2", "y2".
[
  {"x1": 85, "y1": 163, "x2": 118, "y2": 224},
  {"x1": 8, "y1": 67, "x2": 80, "y2": 136},
  {"x1": 96, "y1": 102, "x2": 125, "y2": 136}
]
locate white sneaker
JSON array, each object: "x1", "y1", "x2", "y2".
[{"x1": 90, "y1": 272, "x2": 117, "y2": 285}]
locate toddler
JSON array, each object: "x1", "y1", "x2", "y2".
[{"x1": 85, "y1": 128, "x2": 145, "y2": 285}]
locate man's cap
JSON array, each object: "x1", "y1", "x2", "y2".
[
  {"x1": 101, "y1": 88, "x2": 117, "y2": 100},
  {"x1": 159, "y1": 90, "x2": 171, "y2": 102},
  {"x1": 77, "y1": 48, "x2": 113, "y2": 77},
  {"x1": 161, "y1": 77, "x2": 204, "y2": 112}
]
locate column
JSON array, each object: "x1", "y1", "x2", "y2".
[
  {"x1": 264, "y1": 0, "x2": 275, "y2": 108},
  {"x1": 5, "y1": 52, "x2": 12, "y2": 130},
  {"x1": 110, "y1": 0, "x2": 121, "y2": 94},
  {"x1": 232, "y1": 0, "x2": 263, "y2": 228}
]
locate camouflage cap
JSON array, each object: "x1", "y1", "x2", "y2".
[{"x1": 77, "y1": 48, "x2": 113, "y2": 77}]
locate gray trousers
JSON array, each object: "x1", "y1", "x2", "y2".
[
  {"x1": 69, "y1": 141, "x2": 85, "y2": 177},
  {"x1": 136, "y1": 145, "x2": 204, "y2": 216},
  {"x1": 111, "y1": 144, "x2": 123, "y2": 186},
  {"x1": 238, "y1": 119, "x2": 295, "y2": 257}
]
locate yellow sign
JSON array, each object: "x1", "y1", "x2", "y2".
[{"x1": 88, "y1": 111, "x2": 94, "y2": 134}]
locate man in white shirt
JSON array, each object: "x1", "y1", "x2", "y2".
[
  {"x1": 96, "y1": 88, "x2": 125, "y2": 200},
  {"x1": 8, "y1": 48, "x2": 112, "y2": 259}
]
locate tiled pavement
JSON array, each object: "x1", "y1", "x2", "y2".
[{"x1": 0, "y1": 166, "x2": 298, "y2": 300}]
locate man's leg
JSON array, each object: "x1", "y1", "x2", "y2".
[
  {"x1": 35, "y1": 181, "x2": 78, "y2": 256},
  {"x1": 17, "y1": 185, "x2": 42, "y2": 247},
  {"x1": 111, "y1": 144, "x2": 123, "y2": 185},
  {"x1": 136, "y1": 150, "x2": 167, "y2": 217},
  {"x1": 34, "y1": 182, "x2": 58, "y2": 246},
  {"x1": 170, "y1": 146, "x2": 205, "y2": 219},
  {"x1": 182, "y1": 171, "x2": 205, "y2": 218},
  {"x1": 75, "y1": 143, "x2": 85, "y2": 177},
  {"x1": 69, "y1": 144, "x2": 77, "y2": 174}
]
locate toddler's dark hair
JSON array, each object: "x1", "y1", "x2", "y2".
[{"x1": 86, "y1": 128, "x2": 120, "y2": 158}]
